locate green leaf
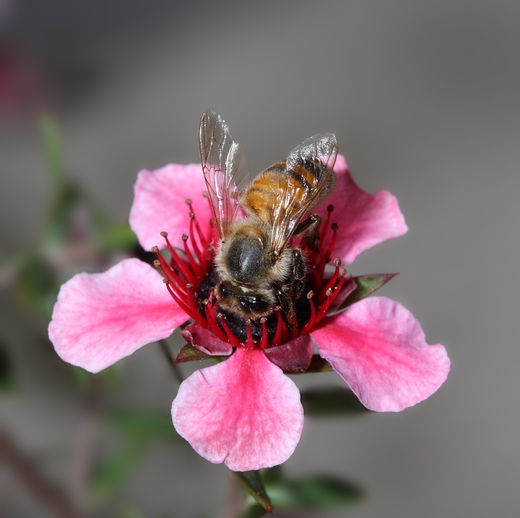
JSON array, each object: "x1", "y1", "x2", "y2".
[
  {"x1": 260, "y1": 465, "x2": 283, "y2": 485},
  {"x1": 335, "y1": 273, "x2": 397, "y2": 312},
  {"x1": 175, "y1": 344, "x2": 214, "y2": 364},
  {"x1": 301, "y1": 354, "x2": 333, "y2": 373},
  {"x1": 106, "y1": 408, "x2": 180, "y2": 443},
  {"x1": 92, "y1": 442, "x2": 145, "y2": 503},
  {"x1": 300, "y1": 387, "x2": 370, "y2": 416},
  {"x1": 240, "y1": 504, "x2": 268, "y2": 518},
  {"x1": 40, "y1": 114, "x2": 63, "y2": 189},
  {"x1": 96, "y1": 221, "x2": 138, "y2": 254},
  {"x1": 266, "y1": 475, "x2": 363, "y2": 509},
  {"x1": 233, "y1": 470, "x2": 273, "y2": 514},
  {"x1": 0, "y1": 341, "x2": 16, "y2": 392}
]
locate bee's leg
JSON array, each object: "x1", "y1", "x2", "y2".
[
  {"x1": 273, "y1": 282, "x2": 296, "y2": 330},
  {"x1": 293, "y1": 214, "x2": 322, "y2": 252},
  {"x1": 289, "y1": 248, "x2": 307, "y2": 300},
  {"x1": 274, "y1": 248, "x2": 307, "y2": 331}
]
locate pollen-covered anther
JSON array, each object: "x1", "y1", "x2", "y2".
[{"x1": 182, "y1": 234, "x2": 189, "y2": 242}]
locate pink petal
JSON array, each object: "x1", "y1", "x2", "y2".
[
  {"x1": 172, "y1": 348, "x2": 304, "y2": 471},
  {"x1": 129, "y1": 163, "x2": 212, "y2": 251},
  {"x1": 181, "y1": 321, "x2": 233, "y2": 356},
  {"x1": 49, "y1": 259, "x2": 187, "y2": 373},
  {"x1": 264, "y1": 334, "x2": 315, "y2": 373},
  {"x1": 312, "y1": 296, "x2": 450, "y2": 411},
  {"x1": 321, "y1": 155, "x2": 408, "y2": 264}
]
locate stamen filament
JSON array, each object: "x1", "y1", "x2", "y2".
[{"x1": 161, "y1": 232, "x2": 198, "y2": 286}]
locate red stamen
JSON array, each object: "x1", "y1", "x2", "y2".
[
  {"x1": 325, "y1": 223, "x2": 338, "y2": 263},
  {"x1": 218, "y1": 314, "x2": 241, "y2": 347},
  {"x1": 190, "y1": 212, "x2": 210, "y2": 253},
  {"x1": 160, "y1": 232, "x2": 198, "y2": 286},
  {"x1": 272, "y1": 308, "x2": 285, "y2": 346},
  {"x1": 245, "y1": 320, "x2": 255, "y2": 349},
  {"x1": 259, "y1": 317, "x2": 269, "y2": 349},
  {"x1": 301, "y1": 291, "x2": 316, "y2": 334},
  {"x1": 188, "y1": 216, "x2": 203, "y2": 263},
  {"x1": 182, "y1": 234, "x2": 202, "y2": 277},
  {"x1": 318, "y1": 258, "x2": 341, "y2": 303},
  {"x1": 203, "y1": 299, "x2": 228, "y2": 342},
  {"x1": 153, "y1": 253, "x2": 187, "y2": 297},
  {"x1": 321, "y1": 204, "x2": 334, "y2": 243}
]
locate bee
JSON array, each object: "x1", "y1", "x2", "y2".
[{"x1": 199, "y1": 109, "x2": 338, "y2": 331}]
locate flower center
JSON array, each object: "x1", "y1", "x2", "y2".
[{"x1": 153, "y1": 198, "x2": 347, "y2": 350}]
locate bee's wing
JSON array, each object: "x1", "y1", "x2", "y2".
[
  {"x1": 270, "y1": 133, "x2": 338, "y2": 256},
  {"x1": 198, "y1": 109, "x2": 249, "y2": 239}
]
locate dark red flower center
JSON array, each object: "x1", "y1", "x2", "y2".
[{"x1": 153, "y1": 198, "x2": 347, "y2": 350}]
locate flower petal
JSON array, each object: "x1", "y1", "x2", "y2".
[
  {"x1": 171, "y1": 348, "x2": 304, "y2": 471},
  {"x1": 49, "y1": 259, "x2": 187, "y2": 373},
  {"x1": 129, "y1": 163, "x2": 212, "y2": 251},
  {"x1": 312, "y1": 296, "x2": 450, "y2": 411},
  {"x1": 323, "y1": 155, "x2": 408, "y2": 264},
  {"x1": 264, "y1": 334, "x2": 315, "y2": 373},
  {"x1": 181, "y1": 321, "x2": 233, "y2": 356}
]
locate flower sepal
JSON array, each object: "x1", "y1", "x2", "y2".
[
  {"x1": 264, "y1": 335, "x2": 315, "y2": 373},
  {"x1": 174, "y1": 343, "x2": 217, "y2": 364},
  {"x1": 332, "y1": 273, "x2": 398, "y2": 314}
]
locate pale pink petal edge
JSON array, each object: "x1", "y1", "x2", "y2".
[
  {"x1": 49, "y1": 258, "x2": 187, "y2": 373},
  {"x1": 172, "y1": 348, "x2": 304, "y2": 471},
  {"x1": 313, "y1": 296, "x2": 450, "y2": 411}
]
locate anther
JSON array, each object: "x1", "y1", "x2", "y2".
[
  {"x1": 334, "y1": 258, "x2": 341, "y2": 267},
  {"x1": 186, "y1": 283, "x2": 193, "y2": 290},
  {"x1": 326, "y1": 288, "x2": 333, "y2": 297},
  {"x1": 327, "y1": 204, "x2": 334, "y2": 213},
  {"x1": 185, "y1": 198, "x2": 192, "y2": 206},
  {"x1": 160, "y1": 231, "x2": 168, "y2": 238},
  {"x1": 182, "y1": 234, "x2": 188, "y2": 242},
  {"x1": 307, "y1": 290, "x2": 314, "y2": 299},
  {"x1": 189, "y1": 212, "x2": 195, "y2": 219}
]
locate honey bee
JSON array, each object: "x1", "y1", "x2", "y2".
[{"x1": 199, "y1": 109, "x2": 338, "y2": 331}]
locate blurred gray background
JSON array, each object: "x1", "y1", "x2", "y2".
[{"x1": 1, "y1": 0, "x2": 520, "y2": 516}]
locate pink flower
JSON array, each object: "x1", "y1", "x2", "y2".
[{"x1": 49, "y1": 155, "x2": 450, "y2": 472}]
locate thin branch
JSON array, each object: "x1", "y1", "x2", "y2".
[{"x1": 158, "y1": 340, "x2": 184, "y2": 384}]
